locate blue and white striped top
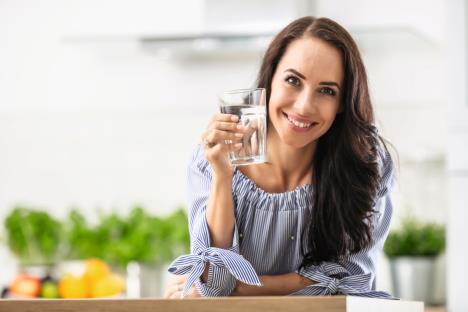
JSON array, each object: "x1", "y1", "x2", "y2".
[{"x1": 168, "y1": 142, "x2": 395, "y2": 298}]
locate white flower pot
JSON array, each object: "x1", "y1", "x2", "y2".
[{"x1": 389, "y1": 256, "x2": 437, "y2": 304}]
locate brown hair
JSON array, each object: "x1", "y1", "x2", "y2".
[{"x1": 256, "y1": 16, "x2": 393, "y2": 266}]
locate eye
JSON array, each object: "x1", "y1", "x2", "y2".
[
  {"x1": 285, "y1": 75, "x2": 301, "y2": 87},
  {"x1": 319, "y1": 87, "x2": 337, "y2": 96}
]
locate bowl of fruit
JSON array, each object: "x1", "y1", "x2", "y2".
[{"x1": 2, "y1": 259, "x2": 125, "y2": 299}]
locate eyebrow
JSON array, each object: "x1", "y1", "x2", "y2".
[{"x1": 284, "y1": 68, "x2": 341, "y2": 90}]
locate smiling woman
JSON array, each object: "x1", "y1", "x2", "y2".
[{"x1": 166, "y1": 16, "x2": 396, "y2": 299}]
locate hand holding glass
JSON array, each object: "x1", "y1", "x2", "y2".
[{"x1": 218, "y1": 88, "x2": 267, "y2": 166}]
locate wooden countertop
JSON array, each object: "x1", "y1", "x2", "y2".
[
  {"x1": 0, "y1": 296, "x2": 424, "y2": 312},
  {"x1": 425, "y1": 307, "x2": 446, "y2": 312}
]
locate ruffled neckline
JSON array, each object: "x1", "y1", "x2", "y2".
[{"x1": 234, "y1": 167, "x2": 313, "y2": 197}]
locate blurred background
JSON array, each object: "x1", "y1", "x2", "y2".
[{"x1": 0, "y1": 0, "x2": 466, "y2": 311}]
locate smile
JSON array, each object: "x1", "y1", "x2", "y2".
[{"x1": 283, "y1": 112, "x2": 318, "y2": 131}]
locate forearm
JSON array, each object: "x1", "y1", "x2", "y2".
[
  {"x1": 232, "y1": 273, "x2": 315, "y2": 296},
  {"x1": 201, "y1": 174, "x2": 235, "y2": 283},
  {"x1": 206, "y1": 173, "x2": 236, "y2": 249}
]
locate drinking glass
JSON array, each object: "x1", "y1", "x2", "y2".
[{"x1": 218, "y1": 88, "x2": 267, "y2": 166}]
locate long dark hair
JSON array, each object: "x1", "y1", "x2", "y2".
[{"x1": 256, "y1": 16, "x2": 393, "y2": 266}]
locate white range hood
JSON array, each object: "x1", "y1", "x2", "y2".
[
  {"x1": 139, "y1": 0, "x2": 315, "y2": 58},
  {"x1": 138, "y1": 0, "x2": 435, "y2": 59}
]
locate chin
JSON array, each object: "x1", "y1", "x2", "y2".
[{"x1": 279, "y1": 133, "x2": 316, "y2": 149}]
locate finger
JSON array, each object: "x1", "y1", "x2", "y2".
[
  {"x1": 164, "y1": 274, "x2": 188, "y2": 298},
  {"x1": 172, "y1": 274, "x2": 188, "y2": 283},
  {"x1": 206, "y1": 130, "x2": 244, "y2": 145},
  {"x1": 164, "y1": 287, "x2": 174, "y2": 299},
  {"x1": 165, "y1": 274, "x2": 185, "y2": 290},
  {"x1": 245, "y1": 123, "x2": 257, "y2": 136},
  {"x1": 188, "y1": 285, "x2": 201, "y2": 298},
  {"x1": 207, "y1": 141, "x2": 242, "y2": 155},
  {"x1": 210, "y1": 142, "x2": 243, "y2": 157},
  {"x1": 181, "y1": 285, "x2": 199, "y2": 298},
  {"x1": 168, "y1": 290, "x2": 181, "y2": 299},
  {"x1": 209, "y1": 121, "x2": 243, "y2": 133},
  {"x1": 223, "y1": 141, "x2": 243, "y2": 151},
  {"x1": 242, "y1": 122, "x2": 258, "y2": 156},
  {"x1": 248, "y1": 121, "x2": 259, "y2": 130},
  {"x1": 231, "y1": 142, "x2": 243, "y2": 151},
  {"x1": 184, "y1": 292, "x2": 198, "y2": 298},
  {"x1": 164, "y1": 283, "x2": 180, "y2": 299},
  {"x1": 176, "y1": 280, "x2": 186, "y2": 291},
  {"x1": 212, "y1": 113, "x2": 239, "y2": 123},
  {"x1": 163, "y1": 280, "x2": 174, "y2": 298},
  {"x1": 251, "y1": 133, "x2": 259, "y2": 155},
  {"x1": 205, "y1": 129, "x2": 242, "y2": 144},
  {"x1": 236, "y1": 124, "x2": 249, "y2": 132},
  {"x1": 242, "y1": 131, "x2": 252, "y2": 155}
]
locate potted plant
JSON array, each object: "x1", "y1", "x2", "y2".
[
  {"x1": 122, "y1": 207, "x2": 190, "y2": 298},
  {"x1": 4, "y1": 207, "x2": 63, "y2": 269},
  {"x1": 384, "y1": 218, "x2": 445, "y2": 304}
]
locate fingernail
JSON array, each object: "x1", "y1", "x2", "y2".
[
  {"x1": 235, "y1": 133, "x2": 244, "y2": 137},
  {"x1": 231, "y1": 115, "x2": 239, "y2": 121},
  {"x1": 236, "y1": 125, "x2": 245, "y2": 130}
]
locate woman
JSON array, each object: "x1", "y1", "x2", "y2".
[{"x1": 165, "y1": 16, "x2": 395, "y2": 298}]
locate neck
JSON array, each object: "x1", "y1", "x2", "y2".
[{"x1": 261, "y1": 128, "x2": 316, "y2": 189}]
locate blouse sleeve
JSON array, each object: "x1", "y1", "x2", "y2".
[
  {"x1": 290, "y1": 143, "x2": 397, "y2": 299},
  {"x1": 167, "y1": 144, "x2": 261, "y2": 297}
]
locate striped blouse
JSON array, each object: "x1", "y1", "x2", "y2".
[{"x1": 168, "y1": 142, "x2": 395, "y2": 298}]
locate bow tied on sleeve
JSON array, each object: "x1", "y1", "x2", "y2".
[{"x1": 168, "y1": 246, "x2": 262, "y2": 297}]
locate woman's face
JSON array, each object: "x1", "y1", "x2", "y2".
[{"x1": 268, "y1": 36, "x2": 344, "y2": 149}]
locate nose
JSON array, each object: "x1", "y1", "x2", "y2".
[{"x1": 292, "y1": 90, "x2": 316, "y2": 116}]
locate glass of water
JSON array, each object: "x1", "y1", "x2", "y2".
[{"x1": 218, "y1": 88, "x2": 267, "y2": 166}]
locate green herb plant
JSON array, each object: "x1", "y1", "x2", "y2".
[
  {"x1": 64, "y1": 206, "x2": 190, "y2": 268},
  {"x1": 4, "y1": 205, "x2": 190, "y2": 269},
  {"x1": 4, "y1": 207, "x2": 63, "y2": 265},
  {"x1": 384, "y1": 218, "x2": 445, "y2": 258}
]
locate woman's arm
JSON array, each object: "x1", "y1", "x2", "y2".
[
  {"x1": 199, "y1": 172, "x2": 236, "y2": 283},
  {"x1": 206, "y1": 173, "x2": 236, "y2": 249},
  {"x1": 203, "y1": 113, "x2": 244, "y2": 250},
  {"x1": 168, "y1": 145, "x2": 261, "y2": 297},
  {"x1": 231, "y1": 273, "x2": 315, "y2": 296}
]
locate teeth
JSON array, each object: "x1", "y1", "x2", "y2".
[{"x1": 287, "y1": 115, "x2": 312, "y2": 128}]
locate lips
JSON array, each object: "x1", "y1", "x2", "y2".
[{"x1": 282, "y1": 112, "x2": 318, "y2": 130}]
